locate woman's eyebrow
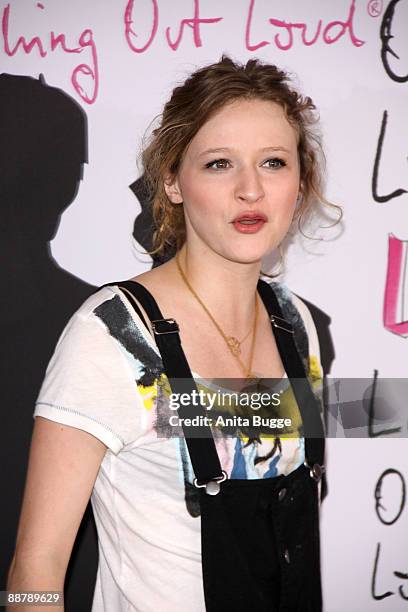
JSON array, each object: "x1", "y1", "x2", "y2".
[
  {"x1": 197, "y1": 145, "x2": 292, "y2": 158},
  {"x1": 197, "y1": 147, "x2": 231, "y2": 158}
]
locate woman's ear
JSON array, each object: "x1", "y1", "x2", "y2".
[{"x1": 163, "y1": 175, "x2": 183, "y2": 204}]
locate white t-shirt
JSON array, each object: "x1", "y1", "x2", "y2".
[{"x1": 33, "y1": 281, "x2": 324, "y2": 612}]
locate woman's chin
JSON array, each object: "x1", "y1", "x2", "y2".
[
  {"x1": 227, "y1": 241, "x2": 280, "y2": 265},
  {"x1": 219, "y1": 248, "x2": 268, "y2": 267}
]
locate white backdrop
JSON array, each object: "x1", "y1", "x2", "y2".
[{"x1": 2, "y1": 0, "x2": 407, "y2": 609}]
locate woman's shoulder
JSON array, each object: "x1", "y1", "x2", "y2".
[
  {"x1": 52, "y1": 282, "x2": 161, "y2": 374},
  {"x1": 34, "y1": 281, "x2": 163, "y2": 454},
  {"x1": 64, "y1": 284, "x2": 122, "y2": 322},
  {"x1": 71, "y1": 282, "x2": 149, "y2": 332}
]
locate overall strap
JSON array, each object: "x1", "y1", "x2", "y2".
[
  {"x1": 257, "y1": 279, "x2": 325, "y2": 469},
  {"x1": 100, "y1": 280, "x2": 225, "y2": 487}
]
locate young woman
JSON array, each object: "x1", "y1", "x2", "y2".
[{"x1": 7, "y1": 56, "x2": 340, "y2": 611}]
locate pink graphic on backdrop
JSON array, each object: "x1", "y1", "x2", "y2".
[
  {"x1": 383, "y1": 234, "x2": 408, "y2": 337},
  {"x1": 245, "y1": 0, "x2": 365, "y2": 52},
  {"x1": 2, "y1": 3, "x2": 46, "y2": 57},
  {"x1": 124, "y1": 0, "x2": 222, "y2": 53},
  {"x1": 124, "y1": 0, "x2": 366, "y2": 54},
  {"x1": 1, "y1": 3, "x2": 98, "y2": 104},
  {"x1": 165, "y1": 0, "x2": 222, "y2": 51},
  {"x1": 124, "y1": 0, "x2": 159, "y2": 53},
  {"x1": 71, "y1": 29, "x2": 99, "y2": 105}
]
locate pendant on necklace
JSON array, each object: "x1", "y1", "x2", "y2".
[{"x1": 226, "y1": 336, "x2": 241, "y2": 355}]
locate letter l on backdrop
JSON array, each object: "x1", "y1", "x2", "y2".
[{"x1": 383, "y1": 234, "x2": 408, "y2": 337}]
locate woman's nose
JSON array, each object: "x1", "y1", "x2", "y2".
[{"x1": 234, "y1": 167, "x2": 265, "y2": 204}]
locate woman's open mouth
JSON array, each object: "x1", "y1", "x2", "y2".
[{"x1": 232, "y1": 212, "x2": 268, "y2": 234}]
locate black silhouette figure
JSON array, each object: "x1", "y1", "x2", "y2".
[
  {"x1": 130, "y1": 175, "x2": 177, "y2": 267},
  {"x1": 0, "y1": 73, "x2": 98, "y2": 612}
]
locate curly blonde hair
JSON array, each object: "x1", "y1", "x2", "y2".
[{"x1": 141, "y1": 55, "x2": 341, "y2": 260}]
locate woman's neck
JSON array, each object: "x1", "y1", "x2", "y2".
[{"x1": 173, "y1": 244, "x2": 262, "y2": 328}]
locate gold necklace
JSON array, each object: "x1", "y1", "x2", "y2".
[{"x1": 176, "y1": 252, "x2": 259, "y2": 378}]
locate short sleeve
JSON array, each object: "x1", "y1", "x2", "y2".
[{"x1": 34, "y1": 293, "x2": 144, "y2": 455}]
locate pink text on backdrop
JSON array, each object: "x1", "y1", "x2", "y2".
[
  {"x1": 124, "y1": 0, "x2": 365, "y2": 54},
  {"x1": 124, "y1": 0, "x2": 222, "y2": 53},
  {"x1": 383, "y1": 234, "x2": 408, "y2": 338},
  {"x1": 246, "y1": 0, "x2": 365, "y2": 51},
  {"x1": 1, "y1": 3, "x2": 98, "y2": 104}
]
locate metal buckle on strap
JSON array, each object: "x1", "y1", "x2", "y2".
[
  {"x1": 270, "y1": 314, "x2": 294, "y2": 334},
  {"x1": 193, "y1": 470, "x2": 228, "y2": 496},
  {"x1": 150, "y1": 318, "x2": 180, "y2": 335},
  {"x1": 304, "y1": 461, "x2": 325, "y2": 483}
]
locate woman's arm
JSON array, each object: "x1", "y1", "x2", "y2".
[{"x1": 6, "y1": 416, "x2": 107, "y2": 612}]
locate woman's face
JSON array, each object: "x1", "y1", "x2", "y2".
[{"x1": 165, "y1": 97, "x2": 301, "y2": 265}]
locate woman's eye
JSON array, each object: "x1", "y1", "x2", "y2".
[
  {"x1": 263, "y1": 158, "x2": 286, "y2": 169},
  {"x1": 204, "y1": 157, "x2": 286, "y2": 170},
  {"x1": 205, "y1": 158, "x2": 230, "y2": 170}
]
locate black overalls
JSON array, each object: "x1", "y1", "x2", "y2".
[{"x1": 102, "y1": 278, "x2": 326, "y2": 612}]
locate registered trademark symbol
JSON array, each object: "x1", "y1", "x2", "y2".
[{"x1": 367, "y1": 0, "x2": 383, "y2": 17}]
